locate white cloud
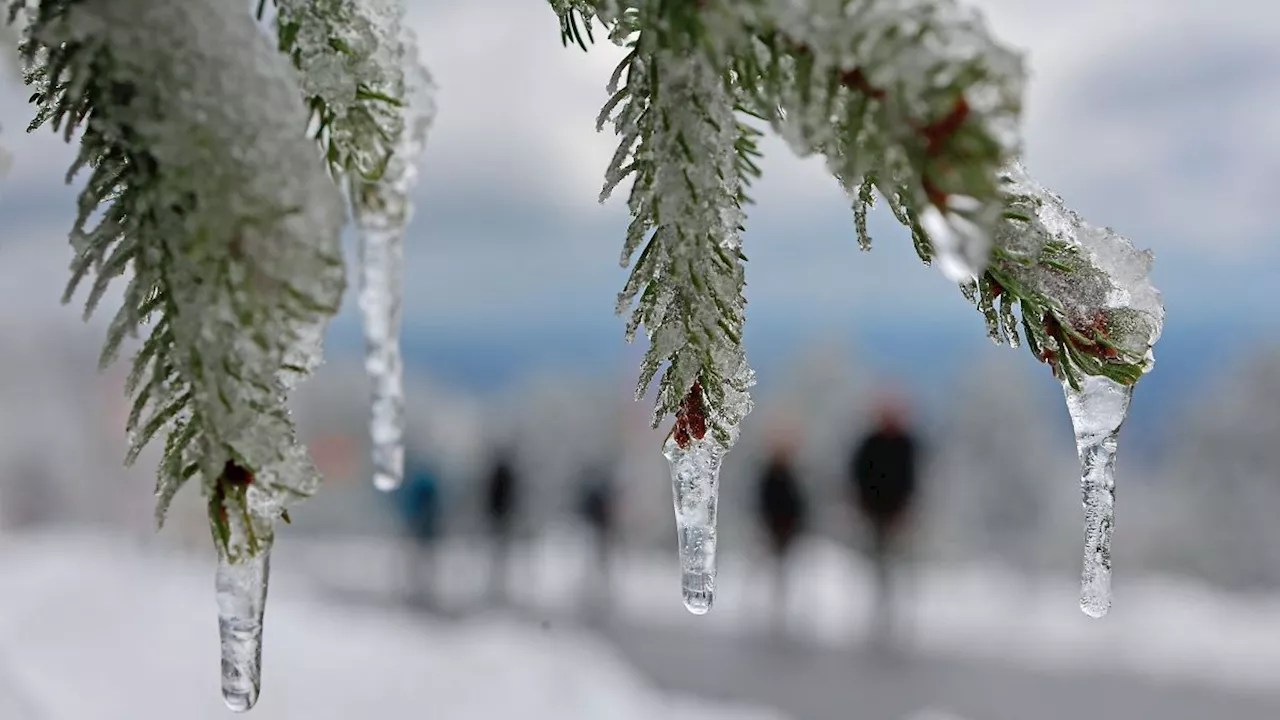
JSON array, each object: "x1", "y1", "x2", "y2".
[{"x1": 404, "y1": 0, "x2": 628, "y2": 213}]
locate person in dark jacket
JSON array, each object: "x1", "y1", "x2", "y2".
[
  {"x1": 850, "y1": 395, "x2": 921, "y2": 648},
  {"x1": 755, "y1": 438, "x2": 808, "y2": 632},
  {"x1": 484, "y1": 447, "x2": 519, "y2": 603},
  {"x1": 576, "y1": 462, "x2": 618, "y2": 613}
]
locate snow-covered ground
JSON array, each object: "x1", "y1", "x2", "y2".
[
  {"x1": 5, "y1": 526, "x2": 1280, "y2": 719},
  {"x1": 0, "y1": 530, "x2": 791, "y2": 720},
  {"x1": 282, "y1": 526, "x2": 1280, "y2": 697}
]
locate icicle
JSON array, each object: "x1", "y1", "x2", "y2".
[
  {"x1": 354, "y1": 35, "x2": 433, "y2": 493},
  {"x1": 663, "y1": 431, "x2": 726, "y2": 615},
  {"x1": 216, "y1": 549, "x2": 271, "y2": 712},
  {"x1": 1063, "y1": 375, "x2": 1133, "y2": 619},
  {"x1": 661, "y1": 381, "x2": 730, "y2": 615},
  {"x1": 355, "y1": 206, "x2": 407, "y2": 493}
]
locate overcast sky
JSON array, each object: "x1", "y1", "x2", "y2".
[{"x1": 1, "y1": 0, "x2": 1276, "y2": 348}]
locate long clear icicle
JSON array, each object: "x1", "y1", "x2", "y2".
[
  {"x1": 1063, "y1": 375, "x2": 1133, "y2": 618},
  {"x1": 354, "y1": 27, "x2": 434, "y2": 493},
  {"x1": 356, "y1": 197, "x2": 408, "y2": 493},
  {"x1": 663, "y1": 430, "x2": 727, "y2": 615},
  {"x1": 216, "y1": 549, "x2": 271, "y2": 712}
]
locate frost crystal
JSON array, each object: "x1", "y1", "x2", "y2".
[
  {"x1": 276, "y1": 0, "x2": 436, "y2": 492},
  {"x1": 216, "y1": 548, "x2": 270, "y2": 712}
]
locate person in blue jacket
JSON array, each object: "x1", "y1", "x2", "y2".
[{"x1": 397, "y1": 456, "x2": 444, "y2": 608}]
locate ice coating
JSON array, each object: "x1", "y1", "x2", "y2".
[
  {"x1": 663, "y1": 431, "x2": 726, "y2": 614},
  {"x1": 991, "y1": 162, "x2": 1164, "y2": 616},
  {"x1": 601, "y1": 44, "x2": 754, "y2": 442},
  {"x1": 703, "y1": 0, "x2": 1024, "y2": 279},
  {"x1": 40, "y1": 0, "x2": 346, "y2": 537},
  {"x1": 216, "y1": 549, "x2": 270, "y2": 712},
  {"x1": 1064, "y1": 375, "x2": 1132, "y2": 618},
  {"x1": 994, "y1": 161, "x2": 1164, "y2": 360}
]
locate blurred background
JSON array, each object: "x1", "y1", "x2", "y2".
[{"x1": 1, "y1": 1, "x2": 1278, "y2": 718}]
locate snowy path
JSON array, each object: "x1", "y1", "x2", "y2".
[
  {"x1": 313, "y1": 587, "x2": 1280, "y2": 720},
  {"x1": 286, "y1": 529, "x2": 1280, "y2": 720},
  {"x1": 286, "y1": 529, "x2": 1280, "y2": 695},
  {"x1": 602, "y1": 620, "x2": 1280, "y2": 720}
]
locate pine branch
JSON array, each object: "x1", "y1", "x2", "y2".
[
  {"x1": 549, "y1": 0, "x2": 600, "y2": 50},
  {"x1": 264, "y1": 0, "x2": 432, "y2": 187},
  {"x1": 599, "y1": 7, "x2": 757, "y2": 446},
  {"x1": 14, "y1": 0, "x2": 346, "y2": 561},
  {"x1": 964, "y1": 162, "x2": 1164, "y2": 390},
  {"x1": 574, "y1": 2, "x2": 1158, "y2": 392},
  {"x1": 699, "y1": 0, "x2": 1025, "y2": 280}
]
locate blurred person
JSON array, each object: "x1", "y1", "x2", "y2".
[
  {"x1": 849, "y1": 392, "x2": 921, "y2": 650},
  {"x1": 754, "y1": 432, "x2": 808, "y2": 634},
  {"x1": 0, "y1": 456, "x2": 56, "y2": 530},
  {"x1": 575, "y1": 461, "x2": 619, "y2": 614},
  {"x1": 484, "y1": 446, "x2": 520, "y2": 604},
  {"x1": 395, "y1": 454, "x2": 444, "y2": 609}
]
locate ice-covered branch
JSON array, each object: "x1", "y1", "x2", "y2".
[
  {"x1": 18, "y1": 0, "x2": 345, "y2": 580},
  {"x1": 964, "y1": 161, "x2": 1164, "y2": 617},
  {"x1": 16, "y1": 0, "x2": 348, "y2": 707},
  {"x1": 601, "y1": 41, "x2": 755, "y2": 446},
  {"x1": 598, "y1": 11, "x2": 758, "y2": 612},
  {"x1": 268, "y1": 0, "x2": 435, "y2": 491},
  {"x1": 563, "y1": 0, "x2": 1166, "y2": 620},
  {"x1": 708, "y1": 0, "x2": 1025, "y2": 280},
  {"x1": 604, "y1": 53, "x2": 752, "y2": 445},
  {"x1": 970, "y1": 162, "x2": 1164, "y2": 390}
]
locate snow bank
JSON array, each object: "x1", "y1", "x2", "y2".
[{"x1": 0, "y1": 531, "x2": 790, "y2": 720}]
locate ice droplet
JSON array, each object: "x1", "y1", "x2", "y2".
[
  {"x1": 663, "y1": 431, "x2": 726, "y2": 615},
  {"x1": 216, "y1": 549, "x2": 270, "y2": 712},
  {"x1": 1063, "y1": 375, "x2": 1133, "y2": 619}
]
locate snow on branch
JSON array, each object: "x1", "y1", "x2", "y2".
[
  {"x1": 971, "y1": 162, "x2": 1164, "y2": 391},
  {"x1": 267, "y1": 0, "x2": 432, "y2": 185},
  {"x1": 706, "y1": 0, "x2": 1025, "y2": 280},
  {"x1": 599, "y1": 16, "x2": 757, "y2": 447},
  {"x1": 15, "y1": 0, "x2": 346, "y2": 560}
]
